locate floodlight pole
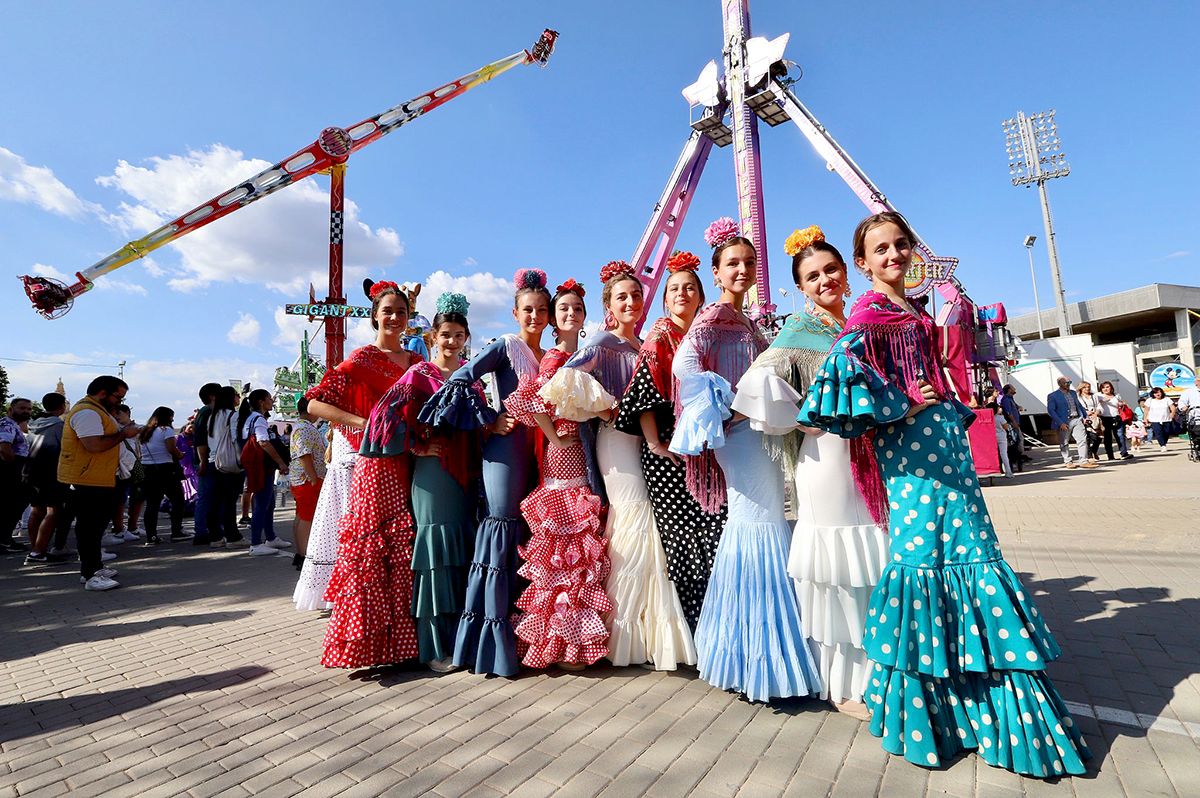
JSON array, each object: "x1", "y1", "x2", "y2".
[{"x1": 1024, "y1": 238, "x2": 1044, "y2": 339}]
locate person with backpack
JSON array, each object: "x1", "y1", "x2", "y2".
[
  {"x1": 237, "y1": 389, "x2": 291, "y2": 556},
  {"x1": 206, "y1": 387, "x2": 248, "y2": 547},
  {"x1": 22, "y1": 393, "x2": 71, "y2": 564}
]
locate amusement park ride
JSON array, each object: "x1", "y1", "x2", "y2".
[
  {"x1": 628, "y1": 0, "x2": 1011, "y2": 416},
  {"x1": 20, "y1": 29, "x2": 558, "y2": 369}
]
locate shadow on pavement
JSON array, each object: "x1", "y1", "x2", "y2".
[{"x1": 0, "y1": 665, "x2": 271, "y2": 743}]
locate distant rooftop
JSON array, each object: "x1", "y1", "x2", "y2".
[{"x1": 1008, "y1": 283, "x2": 1200, "y2": 340}]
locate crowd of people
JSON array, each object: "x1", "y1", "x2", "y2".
[
  {"x1": 269, "y1": 211, "x2": 1092, "y2": 778},
  {"x1": 0, "y1": 376, "x2": 336, "y2": 590}
]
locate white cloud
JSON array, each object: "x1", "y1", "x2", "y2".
[
  {"x1": 0, "y1": 146, "x2": 104, "y2": 219},
  {"x1": 95, "y1": 144, "x2": 404, "y2": 294},
  {"x1": 1165, "y1": 251, "x2": 1190, "y2": 260},
  {"x1": 421, "y1": 270, "x2": 515, "y2": 334},
  {"x1": 32, "y1": 263, "x2": 70, "y2": 281},
  {"x1": 462, "y1": 256, "x2": 478, "y2": 267},
  {"x1": 227, "y1": 312, "x2": 262, "y2": 346}
]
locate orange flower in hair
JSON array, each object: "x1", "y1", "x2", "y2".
[{"x1": 784, "y1": 225, "x2": 825, "y2": 257}]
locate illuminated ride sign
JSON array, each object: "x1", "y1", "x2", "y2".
[
  {"x1": 904, "y1": 251, "x2": 960, "y2": 298},
  {"x1": 284, "y1": 303, "x2": 371, "y2": 319}
]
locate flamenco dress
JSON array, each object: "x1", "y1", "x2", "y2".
[
  {"x1": 418, "y1": 334, "x2": 540, "y2": 677},
  {"x1": 503, "y1": 348, "x2": 612, "y2": 667},
  {"x1": 800, "y1": 291, "x2": 1090, "y2": 776},
  {"x1": 403, "y1": 361, "x2": 482, "y2": 664},
  {"x1": 670, "y1": 303, "x2": 820, "y2": 702},
  {"x1": 320, "y1": 357, "x2": 425, "y2": 668},
  {"x1": 750, "y1": 310, "x2": 890, "y2": 704},
  {"x1": 614, "y1": 317, "x2": 728, "y2": 630},
  {"x1": 295, "y1": 345, "x2": 412, "y2": 612},
  {"x1": 546, "y1": 330, "x2": 695, "y2": 670}
]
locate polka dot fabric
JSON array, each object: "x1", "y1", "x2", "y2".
[
  {"x1": 803, "y1": 325, "x2": 1090, "y2": 777},
  {"x1": 515, "y1": 419, "x2": 611, "y2": 668},
  {"x1": 320, "y1": 455, "x2": 418, "y2": 668},
  {"x1": 622, "y1": 362, "x2": 727, "y2": 629}
]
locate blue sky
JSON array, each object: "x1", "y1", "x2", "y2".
[{"x1": 2, "y1": 1, "x2": 1197, "y2": 417}]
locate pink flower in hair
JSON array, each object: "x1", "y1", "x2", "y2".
[
  {"x1": 513, "y1": 268, "x2": 547, "y2": 291},
  {"x1": 704, "y1": 217, "x2": 740, "y2": 249}
]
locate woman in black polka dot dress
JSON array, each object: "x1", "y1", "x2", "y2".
[{"x1": 614, "y1": 252, "x2": 727, "y2": 629}]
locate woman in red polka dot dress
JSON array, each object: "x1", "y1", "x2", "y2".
[
  {"x1": 504, "y1": 279, "x2": 612, "y2": 669},
  {"x1": 320, "y1": 282, "x2": 424, "y2": 669}
]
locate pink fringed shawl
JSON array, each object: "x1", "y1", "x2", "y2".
[
  {"x1": 677, "y1": 303, "x2": 768, "y2": 513},
  {"x1": 837, "y1": 291, "x2": 954, "y2": 527}
]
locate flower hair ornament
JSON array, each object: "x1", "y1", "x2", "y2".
[
  {"x1": 599, "y1": 260, "x2": 635, "y2": 284},
  {"x1": 435, "y1": 291, "x2": 470, "y2": 317},
  {"x1": 783, "y1": 225, "x2": 825, "y2": 257},
  {"x1": 666, "y1": 250, "x2": 701, "y2": 273},
  {"x1": 555, "y1": 278, "x2": 586, "y2": 298},
  {"x1": 513, "y1": 268, "x2": 548, "y2": 291},
  {"x1": 363, "y1": 279, "x2": 400, "y2": 300},
  {"x1": 703, "y1": 217, "x2": 741, "y2": 249}
]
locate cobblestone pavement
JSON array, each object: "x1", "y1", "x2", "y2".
[{"x1": 2, "y1": 439, "x2": 1198, "y2": 797}]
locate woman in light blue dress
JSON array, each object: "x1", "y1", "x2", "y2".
[{"x1": 669, "y1": 219, "x2": 820, "y2": 702}]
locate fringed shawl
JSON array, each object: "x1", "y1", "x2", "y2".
[
  {"x1": 613, "y1": 317, "x2": 683, "y2": 439},
  {"x1": 304, "y1": 345, "x2": 415, "y2": 450},
  {"x1": 758, "y1": 310, "x2": 843, "y2": 471},
  {"x1": 561, "y1": 330, "x2": 640, "y2": 502},
  {"x1": 639, "y1": 317, "x2": 684, "y2": 401},
  {"x1": 836, "y1": 291, "x2": 954, "y2": 527},
  {"x1": 673, "y1": 302, "x2": 768, "y2": 512}
]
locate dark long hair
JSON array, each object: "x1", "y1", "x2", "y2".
[
  {"x1": 237, "y1": 388, "x2": 272, "y2": 432},
  {"x1": 710, "y1": 236, "x2": 755, "y2": 271},
  {"x1": 790, "y1": 240, "x2": 847, "y2": 286},
  {"x1": 209, "y1": 386, "x2": 237, "y2": 437},
  {"x1": 432, "y1": 310, "x2": 470, "y2": 337},
  {"x1": 139, "y1": 406, "x2": 175, "y2": 443},
  {"x1": 550, "y1": 284, "x2": 587, "y2": 343},
  {"x1": 369, "y1": 284, "x2": 410, "y2": 331}
]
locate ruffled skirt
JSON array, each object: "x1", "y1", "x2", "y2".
[
  {"x1": 293, "y1": 431, "x2": 355, "y2": 611},
  {"x1": 321, "y1": 456, "x2": 418, "y2": 668},
  {"x1": 789, "y1": 430, "x2": 889, "y2": 703},
  {"x1": 864, "y1": 403, "x2": 1090, "y2": 776},
  {"x1": 515, "y1": 468, "x2": 611, "y2": 667},
  {"x1": 696, "y1": 422, "x2": 820, "y2": 701},
  {"x1": 597, "y1": 424, "x2": 696, "y2": 670},
  {"x1": 410, "y1": 456, "x2": 474, "y2": 663}
]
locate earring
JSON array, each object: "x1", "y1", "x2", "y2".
[
  {"x1": 804, "y1": 295, "x2": 816, "y2": 314},
  {"x1": 580, "y1": 329, "x2": 587, "y2": 339},
  {"x1": 844, "y1": 283, "x2": 852, "y2": 297}
]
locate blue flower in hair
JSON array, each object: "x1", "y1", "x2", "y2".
[{"x1": 436, "y1": 291, "x2": 470, "y2": 317}]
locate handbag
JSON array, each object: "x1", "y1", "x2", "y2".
[
  {"x1": 124, "y1": 440, "x2": 145, "y2": 485},
  {"x1": 1119, "y1": 403, "x2": 1135, "y2": 423}
]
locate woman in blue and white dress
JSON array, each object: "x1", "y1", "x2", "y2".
[{"x1": 669, "y1": 218, "x2": 820, "y2": 702}]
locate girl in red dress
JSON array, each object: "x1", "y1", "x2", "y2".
[
  {"x1": 318, "y1": 281, "x2": 424, "y2": 668},
  {"x1": 504, "y1": 279, "x2": 612, "y2": 669}
]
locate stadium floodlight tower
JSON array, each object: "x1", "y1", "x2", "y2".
[{"x1": 1003, "y1": 110, "x2": 1072, "y2": 336}]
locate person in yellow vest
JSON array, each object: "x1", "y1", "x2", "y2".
[{"x1": 59, "y1": 375, "x2": 141, "y2": 591}]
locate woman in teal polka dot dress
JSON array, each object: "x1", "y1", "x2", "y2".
[{"x1": 800, "y1": 213, "x2": 1090, "y2": 777}]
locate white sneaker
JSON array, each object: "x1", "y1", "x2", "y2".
[
  {"x1": 121, "y1": 531, "x2": 139, "y2": 542},
  {"x1": 248, "y1": 544, "x2": 279, "y2": 556},
  {"x1": 265, "y1": 538, "x2": 292, "y2": 549},
  {"x1": 80, "y1": 567, "x2": 119, "y2": 582},
  {"x1": 101, "y1": 533, "x2": 125, "y2": 546},
  {"x1": 101, "y1": 550, "x2": 118, "y2": 562},
  {"x1": 83, "y1": 575, "x2": 120, "y2": 591}
]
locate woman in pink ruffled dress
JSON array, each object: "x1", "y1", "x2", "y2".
[{"x1": 504, "y1": 279, "x2": 612, "y2": 669}]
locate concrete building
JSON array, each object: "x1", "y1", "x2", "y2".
[{"x1": 1008, "y1": 283, "x2": 1200, "y2": 383}]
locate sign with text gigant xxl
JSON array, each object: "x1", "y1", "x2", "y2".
[{"x1": 284, "y1": 303, "x2": 371, "y2": 319}]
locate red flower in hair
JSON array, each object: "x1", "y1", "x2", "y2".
[
  {"x1": 666, "y1": 250, "x2": 701, "y2": 273},
  {"x1": 369, "y1": 280, "x2": 400, "y2": 300},
  {"x1": 556, "y1": 278, "x2": 586, "y2": 298},
  {"x1": 599, "y1": 260, "x2": 634, "y2": 283}
]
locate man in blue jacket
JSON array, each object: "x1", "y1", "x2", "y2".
[{"x1": 1047, "y1": 376, "x2": 1095, "y2": 469}]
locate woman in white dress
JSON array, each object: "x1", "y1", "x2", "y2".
[{"x1": 744, "y1": 226, "x2": 889, "y2": 716}]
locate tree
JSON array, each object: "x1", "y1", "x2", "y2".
[{"x1": 0, "y1": 364, "x2": 9, "y2": 412}]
